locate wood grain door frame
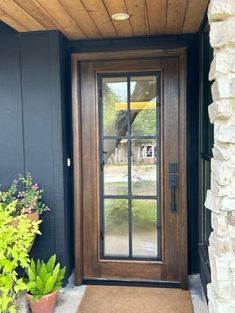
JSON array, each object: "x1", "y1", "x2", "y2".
[{"x1": 71, "y1": 48, "x2": 187, "y2": 288}]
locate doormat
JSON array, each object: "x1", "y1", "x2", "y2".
[{"x1": 77, "y1": 285, "x2": 193, "y2": 313}]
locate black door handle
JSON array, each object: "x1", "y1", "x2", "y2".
[
  {"x1": 171, "y1": 185, "x2": 176, "y2": 212},
  {"x1": 169, "y1": 162, "x2": 178, "y2": 213}
]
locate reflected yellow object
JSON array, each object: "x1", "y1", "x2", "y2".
[{"x1": 115, "y1": 101, "x2": 157, "y2": 111}]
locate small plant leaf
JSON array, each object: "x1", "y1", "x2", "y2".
[
  {"x1": 36, "y1": 276, "x2": 44, "y2": 293},
  {"x1": 43, "y1": 276, "x2": 55, "y2": 295},
  {"x1": 46, "y1": 254, "x2": 56, "y2": 273}
]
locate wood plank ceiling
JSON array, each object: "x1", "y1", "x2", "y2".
[{"x1": 0, "y1": 0, "x2": 209, "y2": 40}]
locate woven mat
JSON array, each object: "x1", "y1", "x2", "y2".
[{"x1": 77, "y1": 285, "x2": 193, "y2": 313}]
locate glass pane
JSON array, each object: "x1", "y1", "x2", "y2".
[
  {"x1": 104, "y1": 199, "x2": 129, "y2": 256},
  {"x1": 102, "y1": 77, "x2": 128, "y2": 136},
  {"x1": 132, "y1": 200, "x2": 158, "y2": 257},
  {"x1": 130, "y1": 76, "x2": 158, "y2": 136},
  {"x1": 131, "y1": 139, "x2": 157, "y2": 196},
  {"x1": 103, "y1": 139, "x2": 128, "y2": 195}
]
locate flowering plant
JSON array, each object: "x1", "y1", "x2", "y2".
[{"x1": 0, "y1": 173, "x2": 50, "y2": 217}]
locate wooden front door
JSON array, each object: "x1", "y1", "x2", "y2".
[{"x1": 73, "y1": 50, "x2": 187, "y2": 288}]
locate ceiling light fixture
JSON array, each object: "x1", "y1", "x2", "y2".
[{"x1": 112, "y1": 13, "x2": 130, "y2": 21}]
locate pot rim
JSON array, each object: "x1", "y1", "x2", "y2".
[{"x1": 26, "y1": 290, "x2": 59, "y2": 302}]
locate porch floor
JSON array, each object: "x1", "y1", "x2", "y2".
[{"x1": 16, "y1": 274, "x2": 208, "y2": 313}]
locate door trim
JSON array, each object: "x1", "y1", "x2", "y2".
[{"x1": 71, "y1": 48, "x2": 187, "y2": 288}]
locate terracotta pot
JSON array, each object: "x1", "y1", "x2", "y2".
[
  {"x1": 26, "y1": 291, "x2": 58, "y2": 313},
  {"x1": 11, "y1": 211, "x2": 39, "y2": 227}
]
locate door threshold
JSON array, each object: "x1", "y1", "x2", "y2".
[{"x1": 83, "y1": 278, "x2": 181, "y2": 288}]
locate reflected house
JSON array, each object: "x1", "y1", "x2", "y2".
[
  {"x1": 108, "y1": 139, "x2": 156, "y2": 165},
  {"x1": 106, "y1": 99, "x2": 158, "y2": 165}
]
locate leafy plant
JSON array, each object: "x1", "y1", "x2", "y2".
[
  {"x1": 0, "y1": 180, "x2": 18, "y2": 206},
  {"x1": 0, "y1": 201, "x2": 41, "y2": 313},
  {"x1": 26, "y1": 255, "x2": 66, "y2": 301},
  {"x1": 0, "y1": 172, "x2": 50, "y2": 217}
]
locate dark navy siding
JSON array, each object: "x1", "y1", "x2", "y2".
[{"x1": 0, "y1": 22, "x2": 73, "y2": 279}]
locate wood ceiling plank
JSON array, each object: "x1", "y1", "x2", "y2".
[
  {"x1": 183, "y1": 0, "x2": 209, "y2": 33},
  {"x1": 146, "y1": 0, "x2": 167, "y2": 34},
  {"x1": 0, "y1": 7, "x2": 30, "y2": 32},
  {"x1": 60, "y1": 0, "x2": 102, "y2": 38},
  {"x1": 81, "y1": 0, "x2": 117, "y2": 37},
  {"x1": 125, "y1": 0, "x2": 147, "y2": 36},
  {"x1": 102, "y1": 0, "x2": 133, "y2": 37},
  {"x1": 166, "y1": 0, "x2": 188, "y2": 34},
  {"x1": 36, "y1": 0, "x2": 86, "y2": 39},
  {"x1": 0, "y1": 0, "x2": 45, "y2": 31},
  {"x1": 13, "y1": 0, "x2": 58, "y2": 30}
]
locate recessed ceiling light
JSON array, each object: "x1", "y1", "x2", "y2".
[{"x1": 112, "y1": 13, "x2": 130, "y2": 21}]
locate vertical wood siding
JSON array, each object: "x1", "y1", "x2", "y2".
[{"x1": 0, "y1": 22, "x2": 73, "y2": 279}]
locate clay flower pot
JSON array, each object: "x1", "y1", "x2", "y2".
[
  {"x1": 11, "y1": 211, "x2": 39, "y2": 226},
  {"x1": 26, "y1": 290, "x2": 58, "y2": 313}
]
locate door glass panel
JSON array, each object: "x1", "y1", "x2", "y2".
[
  {"x1": 102, "y1": 77, "x2": 128, "y2": 136},
  {"x1": 132, "y1": 200, "x2": 158, "y2": 257},
  {"x1": 100, "y1": 73, "x2": 161, "y2": 260},
  {"x1": 103, "y1": 139, "x2": 128, "y2": 195},
  {"x1": 131, "y1": 76, "x2": 157, "y2": 136},
  {"x1": 104, "y1": 199, "x2": 129, "y2": 256},
  {"x1": 131, "y1": 139, "x2": 157, "y2": 196}
]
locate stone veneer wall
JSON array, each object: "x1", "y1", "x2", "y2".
[{"x1": 206, "y1": 0, "x2": 235, "y2": 312}]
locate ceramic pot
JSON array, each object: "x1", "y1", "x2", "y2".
[{"x1": 26, "y1": 290, "x2": 58, "y2": 313}]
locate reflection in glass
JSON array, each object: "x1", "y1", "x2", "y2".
[
  {"x1": 132, "y1": 200, "x2": 158, "y2": 257},
  {"x1": 103, "y1": 139, "x2": 128, "y2": 195},
  {"x1": 102, "y1": 77, "x2": 128, "y2": 136},
  {"x1": 104, "y1": 199, "x2": 129, "y2": 256},
  {"x1": 100, "y1": 73, "x2": 161, "y2": 260},
  {"x1": 131, "y1": 139, "x2": 157, "y2": 196},
  {"x1": 130, "y1": 76, "x2": 157, "y2": 136}
]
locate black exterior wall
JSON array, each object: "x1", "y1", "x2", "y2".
[
  {"x1": 0, "y1": 22, "x2": 73, "y2": 280},
  {"x1": 198, "y1": 29, "x2": 213, "y2": 298},
  {"x1": 0, "y1": 20, "x2": 200, "y2": 279}
]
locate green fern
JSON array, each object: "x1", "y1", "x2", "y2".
[
  {"x1": 36, "y1": 259, "x2": 41, "y2": 274},
  {"x1": 25, "y1": 255, "x2": 66, "y2": 302},
  {"x1": 46, "y1": 255, "x2": 56, "y2": 273},
  {"x1": 43, "y1": 276, "x2": 55, "y2": 295},
  {"x1": 39, "y1": 263, "x2": 47, "y2": 282},
  {"x1": 30, "y1": 259, "x2": 36, "y2": 278},
  {"x1": 56, "y1": 268, "x2": 65, "y2": 285}
]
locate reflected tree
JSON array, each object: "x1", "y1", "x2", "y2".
[{"x1": 103, "y1": 79, "x2": 157, "y2": 162}]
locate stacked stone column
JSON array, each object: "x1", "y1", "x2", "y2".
[{"x1": 206, "y1": 1, "x2": 235, "y2": 312}]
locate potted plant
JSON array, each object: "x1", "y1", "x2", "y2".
[
  {"x1": 0, "y1": 173, "x2": 49, "y2": 250},
  {"x1": 0, "y1": 172, "x2": 50, "y2": 221},
  {"x1": 0, "y1": 201, "x2": 41, "y2": 313},
  {"x1": 25, "y1": 255, "x2": 66, "y2": 313}
]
